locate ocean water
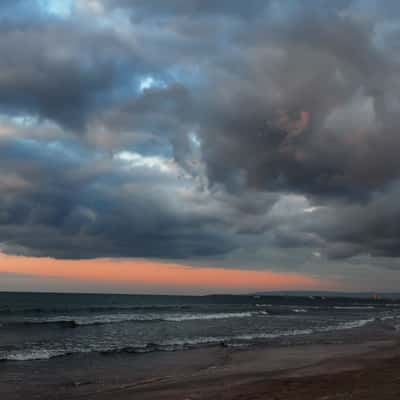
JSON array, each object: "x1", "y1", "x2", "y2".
[{"x1": 1, "y1": 292, "x2": 399, "y2": 362}]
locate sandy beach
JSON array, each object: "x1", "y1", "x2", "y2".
[
  {"x1": 2, "y1": 335, "x2": 400, "y2": 400},
  {"x1": 85, "y1": 340, "x2": 400, "y2": 400}
]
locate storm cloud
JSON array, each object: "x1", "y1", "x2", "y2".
[{"x1": 0, "y1": 0, "x2": 400, "y2": 275}]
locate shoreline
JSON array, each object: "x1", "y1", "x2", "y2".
[
  {"x1": 85, "y1": 338, "x2": 400, "y2": 400},
  {"x1": 87, "y1": 340, "x2": 400, "y2": 400},
  {"x1": 2, "y1": 333, "x2": 400, "y2": 399}
]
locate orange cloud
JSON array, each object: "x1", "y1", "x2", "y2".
[
  {"x1": 276, "y1": 110, "x2": 310, "y2": 137},
  {"x1": 0, "y1": 252, "x2": 334, "y2": 293}
]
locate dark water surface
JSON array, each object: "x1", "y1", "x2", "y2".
[{"x1": 0, "y1": 292, "x2": 399, "y2": 361}]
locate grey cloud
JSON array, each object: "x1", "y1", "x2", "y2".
[
  {"x1": 263, "y1": 182, "x2": 400, "y2": 262},
  {"x1": 0, "y1": 137, "x2": 237, "y2": 259},
  {"x1": 89, "y1": 84, "x2": 194, "y2": 158},
  {"x1": 196, "y1": 13, "x2": 400, "y2": 197},
  {"x1": 1, "y1": 0, "x2": 400, "y2": 269},
  {"x1": 0, "y1": 21, "x2": 149, "y2": 131},
  {"x1": 319, "y1": 184, "x2": 400, "y2": 259},
  {"x1": 101, "y1": 0, "x2": 271, "y2": 18}
]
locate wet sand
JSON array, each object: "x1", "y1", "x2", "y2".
[
  {"x1": 3, "y1": 336, "x2": 400, "y2": 399},
  {"x1": 84, "y1": 339, "x2": 400, "y2": 400}
]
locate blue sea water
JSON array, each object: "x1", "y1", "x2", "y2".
[{"x1": 0, "y1": 292, "x2": 399, "y2": 362}]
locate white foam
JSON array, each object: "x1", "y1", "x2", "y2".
[
  {"x1": 163, "y1": 312, "x2": 254, "y2": 322},
  {"x1": 19, "y1": 311, "x2": 257, "y2": 326},
  {"x1": 163, "y1": 328, "x2": 315, "y2": 347},
  {"x1": 334, "y1": 306, "x2": 375, "y2": 310},
  {"x1": 235, "y1": 328, "x2": 314, "y2": 340},
  {"x1": 2, "y1": 349, "x2": 67, "y2": 361},
  {"x1": 21, "y1": 314, "x2": 155, "y2": 326},
  {"x1": 320, "y1": 318, "x2": 375, "y2": 332},
  {"x1": 379, "y1": 315, "x2": 397, "y2": 321},
  {"x1": 163, "y1": 336, "x2": 230, "y2": 346}
]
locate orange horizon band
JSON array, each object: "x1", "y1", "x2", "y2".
[{"x1": 0, "y1": 252, "x2": 333, "y2": 291}]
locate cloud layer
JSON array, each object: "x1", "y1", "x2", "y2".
[{"x1": 1, "y1": 0, "x2": 400, "y2": 279}]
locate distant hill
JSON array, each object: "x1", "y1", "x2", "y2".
[{"x1": 251, "y1": 291, "x2": 400, "y2": 299}]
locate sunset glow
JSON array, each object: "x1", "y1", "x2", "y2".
[{"x1": 0, "y1": 253, "x2": 332, "y2": 294}]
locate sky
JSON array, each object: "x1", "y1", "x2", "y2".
[{"x1": 0, "y1": 0, "x2": 400, "y2": 294}]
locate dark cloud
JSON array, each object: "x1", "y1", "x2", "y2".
[
  {"x1": 101, "y1": 0, "x2": 271, "y2": 18},
  {"x1": 0, "y1": 0, "x2": 400, "y2": 269},
  {"x1": 197, "y1": 13, "x2": 400, "y2": 197},
  {"x1": 0, "y1": 20, "x2": 156, "y2": 131},
  {"x1": 0, "y1": 137, "x2": 236, "y2": 259},
  {"x1": 90, "y1": 84, "x2": 195, "y2": 158},
  {"x1": 317, "y1": 184, "x2": 400, "y2": 259}
]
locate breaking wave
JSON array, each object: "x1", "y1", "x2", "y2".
[
  {"x1": 0, "y1": 316, "x2": 379, "y2": 362},
  {"x1": 1, "y1": 311, "x2": 262, "y2": 328},
  {"x1": 334, "y1": 306, "x2": 375, "y2": 310}
]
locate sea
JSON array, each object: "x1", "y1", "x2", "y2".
[{"x1": 1, "y1": 292, "x2": 400, "y2": 362}]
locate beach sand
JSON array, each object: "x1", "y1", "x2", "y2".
[
  {"x1": 86, "y1": 340, "x2": 400, "y2": 400},
  {"x1": 2, "y1": 336, "x2": 400, "y2": 399}
]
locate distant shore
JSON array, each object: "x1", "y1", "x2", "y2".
[{"x1": 2, "y1": 333, "x2": 400, "y2": 399}]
